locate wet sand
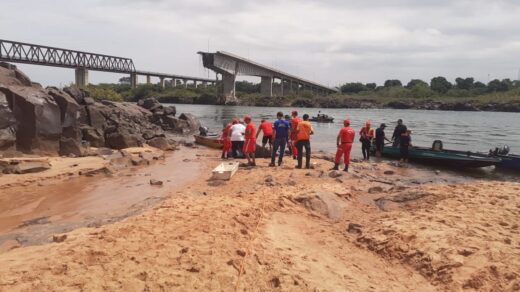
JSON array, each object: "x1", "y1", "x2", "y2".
[
  {"x1": 0, "y1": 147, "x2": 200, "y2": 246},
  {"x1": 0, "y1": 146, "x2": 519, "y2": 291}
]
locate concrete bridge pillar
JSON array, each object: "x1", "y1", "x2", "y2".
[
  {"x1": 159, "y1": 77, "x2": 165, "y2": 88},
  {"x1": 146, "y1": 75, "x2": 151, "y2": 84},
  {"x1": 130, "y1": 73, "x2": 138, "y2": 89},
  {"x1": 75, "y1": 68, "x2": 89, "y2": 88},
  {"x1": 221, "y1": 73, "x2": 236, "y2": 103},
  {"x1": 183, "y1": 79, "x2": 188, "y2": 88},
  {"x1": 280, "y1": 78, "x2": 284, "y2": 96},
  {"x1": 261, "y1": 76, "x2": 273, "y2": 97}
]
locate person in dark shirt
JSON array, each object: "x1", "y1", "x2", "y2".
[
  {"x1": 400, "y1": 130, "x2": 412, "y2": 163},
  {"x1": 269, "y1": 112, "x2": 290, "y2": 167},
  {"x1": 392, "y1": 119, "x2": 407, "y2": 147},
  {"x1": 375, "y1": 123, "x2": 391, "y2": 158}
]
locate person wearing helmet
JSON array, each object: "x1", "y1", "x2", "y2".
[
  {"x1": 332, "y1": 119, "x2": 356, "y2": 172},
  {"x1": 295, "y1": 114, "x2": 313, "y2": 169},
  {"x1": 256, "y1": 118, "x2": 273, "y2": 151},
  {"x1": 359, "y1": 120, "x2": 374, "y2": 160},
  {"x1": 290, "y1": 111, "x2": 301, "y2": 160},
  {"x1": 220, "y1": 121, "x2": 233, "y2": 159},
  {"x1": 243, "y1": 115, "x2": 257, "y2": 166}
]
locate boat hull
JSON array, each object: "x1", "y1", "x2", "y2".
[
  {"x1": 194, "y1": 135, "x2": 222, "y2": 149},
  {"x1": 378, "y1": 145, "x2": 500, "y2": 168},
  {"x1": 496, "y1": 154, "x2": 520, "y2": 171},
  {"x1": 310, "y1": 118, "x2": 334, "y2": 123}
]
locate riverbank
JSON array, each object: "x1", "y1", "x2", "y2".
[{"x1": 0, "y1": 145, "x2": 518, "y2": 291}]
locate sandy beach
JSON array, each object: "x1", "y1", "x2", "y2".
[{"x1": 0, "y1": 145, "x2": 519, "y2": 291}]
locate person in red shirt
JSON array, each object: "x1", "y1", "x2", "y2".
[
  {"x1": 290, "y1": 111, "x2": 301, "y2": 160},
  {"x1": 332, "y1": 119, "x2": 356, "y2": 172},
  {"x1": 359, "y1": 120, "x2": 374, "y2": 160},
  {"x1": 243, "y1": 115, "x2": 257, "y2": 166},
  {"x1": 256, "y1": 119, "x2": 273, "y2": 151},
  {"x1": 220, "y1": 121, "x2": 233, "y2": 159}
]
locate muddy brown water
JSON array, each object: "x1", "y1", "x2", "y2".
[{"x1": 0, "y1": 148, "x2": 201, "y2": 246}]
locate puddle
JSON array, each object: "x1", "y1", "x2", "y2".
[{"x1": 0, "y1": 148, "x2": 201, "y2": 246}]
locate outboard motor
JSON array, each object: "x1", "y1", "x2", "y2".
[
  {"x1": 432, "y1": 140, "x2": 443, "y2": 151},
  {"x1": 498, "y1": 145, "x2": 510, "y2": 155},
  {"x1": 199, "y1": 126, "x2": 209, "y2": 137}
]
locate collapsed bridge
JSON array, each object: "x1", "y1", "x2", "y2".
[{"x1": 198, "y1": 51, "x2": 337, "y2": 103}]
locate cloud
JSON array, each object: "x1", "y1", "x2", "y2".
[{"x1": 1, "y1": 0, "x2": 520, "y2": 86}]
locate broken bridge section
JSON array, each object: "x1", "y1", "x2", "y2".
[{"x1": 198, "y1": 51, "x2": 337, "y2": 104}]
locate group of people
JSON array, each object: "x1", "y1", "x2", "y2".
[{"x1": 220, "y1": 112, "x2": 413, "y2": 171}]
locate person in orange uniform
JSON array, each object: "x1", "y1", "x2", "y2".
[
  {"x1": 220, "y1": 121, "x2": 233, "y2": 159},
  {"x1": 359, "y1": 120, "x2": 374, "y2": 160},
  {"x1": 256, "y1": 119, "x2": 273, "y2": 151},
  {"x1": 243, "y1": 115, "x2": 257, "y2": 166},
  {"x1": 290, "y1": 111, "x2": 302, "y2": 160},
  {"x1": 332, "y1": 119, "x2": 356, "y2": 172},
  {"x1": 295, "y1": 114, "x2": 314, "y2": 169}
]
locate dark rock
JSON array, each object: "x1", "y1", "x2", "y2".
[
  {"x1": 383, "y1": 170, "x2": 395, "y2": 175},
  {"x1": 0, "y1": 83, "x2": 61, "y2": 154},
  {"x1": 81, "y1": 126, "x2": 105, "y2": 147},
  {"x1": 368, "y1": 186, "x2": 384, "y2": 194},
  {"x1": 146, "y1": 137, "x2": 173, "y2": 151},
  {"x1": 46, "y1": 87, "x2": 79, "y2": 128},
  {"x1": 150, "y1": 179, "x2": 163, "y2": 186},
  {"x1": 86, "y1": 104, "x2": 107, "y2": 130},
  {"x1": 52, "y1": 234, "x2": 67, "y2": 243},
  {"x1": 140, "y1": 97, "x2": 162, "y2": 110},
  {"x1": 347, "y1": 223, "x2": 363, "y2": 234},
  {"x1": 83, "y1": 97, "x2": 95, "y2": 105},
  {"x1": 10, "y1": 160, "x2": 51, "y2": 174},
  {"x1": 179, "y1": 113, "x2": 201, "y2": 131},
  {"x1": 162, "y1": 116, "x2": 191, "y2": 134},
  {"x1": 63, "y1": 87, "x2": 85, "y2": 104},
  {"x1": 163, "y1": 106, "x2": 176, "y2": 116},
  {"x1": 105, "y1": 129, "x2": 143, "y2": 149},
  {"x1": 328, "y1": 170, "x2": 343, "y2": 178},
  {"x1": 59, "y1": 137, "x2": 84, "y2": 157},
  {"x1": 0, "y1": 93, "x2": 16, "y2": 150}
]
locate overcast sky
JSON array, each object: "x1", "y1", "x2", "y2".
[{"x1": 2, "y1": 0, "x2": 520, "y2": 87}]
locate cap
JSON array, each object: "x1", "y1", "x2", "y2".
[
  {"x1": 232, "y1": 118, "x2": 239, "y2": 124},
  {"x1": 244, "y1": 115, "x2": 251, "y2": 122},
  {"x1": 343, "y1": 119, "x2": 351, "y2": 126},
  {"x1": 380, "y1": 123, "x2": 387, "y2": 128}
]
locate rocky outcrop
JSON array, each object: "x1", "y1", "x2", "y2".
[
  {"x1": 0, "y1": 64, "x2": 201, "y2": 156},
  {"x1": 0, "y1": 92, "x2": 16, "y2": 150}
]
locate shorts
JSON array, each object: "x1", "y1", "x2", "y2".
[
  {"x1": 262, "y1": 135, "x2": 273, "y2": 145},
  {"x1": 243, "y1": 138, "x2": 257, "y2": 154},
  {"x1": 400, "y1": 146, "x2": 409, "y2": 159}
]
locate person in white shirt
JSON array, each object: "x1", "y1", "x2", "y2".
[{"x1": 229, "y1": 118, "x2": 246, "y2": 158}]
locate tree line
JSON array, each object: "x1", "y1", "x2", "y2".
[{"x1": 339, "y1": 77, "x2": 520, "y2": 97}]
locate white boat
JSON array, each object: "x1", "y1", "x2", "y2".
[{"x1": 211, "y1": 162, "x2": 239, "y2": 180}]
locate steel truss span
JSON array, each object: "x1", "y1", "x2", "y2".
[{"x1": 0, "y1": 39, "x2": 136, "y2": 73}]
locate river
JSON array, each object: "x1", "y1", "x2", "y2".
[{"x1": 171, "y1": 104, "x2": 520, "y2": 157}]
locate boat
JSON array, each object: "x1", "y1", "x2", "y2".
[
  {"x1": 488, "y1": 146, "x2": 520, "y2": 171},
  {"x1": 374, "y1": 141, "x2": 501, "y2": 168},
  {"x1": 496, "y1": 154, "x2": 520, "y2": 171},
  {"x1": 310, "y1": 114, "x2": 334, "y2": 123},
  {"x1": 194, "y1": 135, "x2": 223, "y2": 149}
]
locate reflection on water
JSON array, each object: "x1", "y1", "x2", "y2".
[{"x1": 171, "y1": 104, "x2": 520, "y2": 155}]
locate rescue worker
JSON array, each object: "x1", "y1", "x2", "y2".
[
  {"x1": 243, "y1": 115, "x2": 257, "y2": 166},
  {"x1": 359, "y1": 120, "x2": 374, "y2": 160},
  {"x1": 400, "y1": 130, "x2": 412, "y2": 163},
  {"x1": 269, "y1": 112, "x2": 290, "y2": 167},
  {"x1": 256, "y1": 118, "x2": 273, "y2": 151},
  {"x1": 375, "y1": 123, "x2": 391, "y2": 158},
  {"x1": 220, "y1": 121, "x2": 232, "y2": 159},
  {"x1": 295, "y1": 114, "x2": 313, "y2": 169},
  {"x1": 290, "y1": 111, "x2": 302, "y2": 160},
  {"x1": 229, "y1": 119, "x2": 245, "y2": 158},
  {"x1": 392, "y1": 119, "x2": 407, "y2": 147},
  {"x1": 332, "y1": 119, "x2": 356, "y2": 172}
]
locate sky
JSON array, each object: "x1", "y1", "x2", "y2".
[{"x1": 1, "y1": 0, "x2": 520, "y2": 88}]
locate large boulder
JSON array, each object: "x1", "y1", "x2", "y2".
[
  {"x1": 46, "y1": 87, "x2": 80, "y2": 128},
  {"x1": 63, "y1": 86, "x2": 88, "y2": 105},
  {"x1": 81, "y1": 126, "x2": 105, "y2": 147},
  {"x1": 59, "y1": 137, "x2": 85, "y2": 157},
  {"x1": 0, "y1": 92, "x2": 16, "y2": 150},
  {"x1": 0, "y1": 84, "x2": 61, "y2": 154},
  {"x1": 179, "y1": 113, "x2": 201, "y2": 131},
  {"x1": 105, "y1": 129, "x2": 143, "y2": 149}
]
